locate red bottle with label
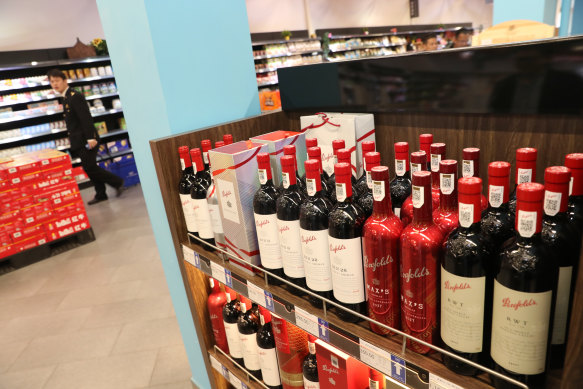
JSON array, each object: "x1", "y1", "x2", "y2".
[
  {"x1": 429, "y1": 143, "x2": 446, "y2": 209},
  {"x1": 400, "y1": 170, "x2": 444, "y2": 354},
  {"x1": 207, "y1": 277, "x2": 229, "y2": 353},
  {"x1": 508, "y1": 147, "x2": 538, "y2": 216},
  {"x1": 419, "y1": 134, "x2": 433, "y2": 171},
  {"x1": 433, "y1": 160, "x2": 459, "y2": 237},
  {"x1": 223, "y1": 134, "x2": 233, "y2": 145},
  {"x1": 400, "y1": 151, "x2": 428, "y2": 226},
  {"x1": 272, "y1": 314, "x2": 309, "y2": 389},
  {"x1": 362, "y1": 166, "x2": 403, "y2": 335},
  {"x1": 461, "y1": 148, "x2": 487, "y2": 210}
]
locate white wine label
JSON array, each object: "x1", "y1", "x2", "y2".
[
  {"x1": 208, "y1": 203, "x2": 224, "y2": 234},
  {"x1": 411, "y1": 162, "x2": 422, "y2": 174},
  {"x1": 366, "y1": 170, "x2": 373, "y2": 189},
  {"x1": 282, "y1": 172, "x2": 290, "y2": 189},
  {"x1": 458, "y1": 203, "x2": 474, "y2": 228},
  {"x1": 254, "y1": 213, "x2": 283, "y2": 270},
  {"x1": 258, "y1": 347, "x2": 282, "y2": 386},
  {"x1": 203, "y1": 151, "x2": 209, "y2": 164},
  {"x1": 333, "y1": 155, "x2": 338, "y2": 165},
  {"x1": 431, "y1": 154, "x2": 441, "y2": 172},
  {"x1": 491, "y1": 280, "x2": 552, "y2": 375},
  {"x1": 258, "y1": 169, "x2": 268, "y2": 185},
  {"x1": 241, "y1": 332, "x2": 261, "y2": 371},
  {"x1": 224, "y1": 321, "x2": 243, "y2": 358},
  {"x1": 306, "y1": 178, "x2": 317, "y2": 196},
  {"x1": 569, "y1": 176, "x2": 574, "y2": 196},
  {"x1": 216, "y1": 179, "x2": 240, "y2": 224},
  {"x1": 441, "y1": 267, "x2": 486, "y2": 353},
  {"x1": 462, "y1": 160, "x2": 474, "y2": 178},
  {"x1": 394, "y1": 207, "x2": 401, "y2": 218},
  {"x1": 193, "y1": 199, "x2": 214, "y2": 239},
  {"x1": 180, "y1": 194, "x2": 198, "y2": 233},
  {"x1": 336, "y1": 182, "x2": 347, "y2": 202},
  {"x1": 373, "y1": 180, "x2": 385, "y2": 201},
  {"x1": 517, "y1": 168, "x2": 532, "y2": 184},
  {"x1": 303, "y1": 377, "x2": 320, "y2": 389},
  {"x1": 489, "y1": 185, "x2": 504, "y2": 208},
  {"x1": 552, "y1": 266, "x2": 573, "y2": 345},
  {"x1": 543, "y1": 190, "x2": 562, "y2": 216},
  {"x1": 369, "y1": 379, "x2": 380, "y2": 389},
  {"x1": 517, "y1": 210, "x2": 537, "y2": 238},
  {"x1": 412, "y1": 185, "x2": 424, "y2": 208},
  {"x1": 308, "y1": 342, "x2": 316, "y2": 355},
  {"x1": 193, "y1": 162, "x2": 198, "y2": 174},
  {"x1": 180, "y1": 158, "x2": 186, "y2": 171},
  {"x1": 301, "y1": 228, "x2": 333, "y2": 291},
  {"x1": 328, "y1": 236, "x2": 365, "y2": 304},
  {"x1": 440, "y1": 173, "x2": 454, "y2": 195},
  {"x1": 395, "y1": 159, "x2": 406, "y2": 176},
  {"x1": 277, "y1": 218, "x2": 305, "y2": 278},
  {"x1": 321, "y1": 145, "x2": 335, "y2": 176}
]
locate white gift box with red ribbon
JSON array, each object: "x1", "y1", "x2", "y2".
[
  {"x1": 209, "y1": 141, "x2": 269, "y2": 274},
  {"x1": 299, "y1": 113, "x2": 375, "y2": 178}
]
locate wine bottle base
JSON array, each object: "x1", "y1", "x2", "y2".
[
  {"x1": 549, "y1": 343, "x2": 566, "y2": 369},
  {"x1": 308, "y1": 290, "x2": 333, "y2": 308},
  {"x1": 284, "y1": 275, "x2": 307, "y2": 296},
  {"x1": 263, "y1": 268, "x2": 285, "y2": 286},
  {"x1": 246, "y1": 368, "x2": 262, "y2": 380},
  {"x1": 442, "y1": 353, "x2": 480, "y2": 376},
  {"x1": 231, "y1": 356, "x2": 244, "y2": 366},
  {"x1": 335, "y1": 302, "x2": 366, "y2": 323},
  {"x1": 490, "y1": 364, "x2": 546, "y2": 389}
]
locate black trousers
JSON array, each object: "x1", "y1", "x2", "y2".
[{"x1": 76, "y1": 147, "x2": 124, "y2": 198}]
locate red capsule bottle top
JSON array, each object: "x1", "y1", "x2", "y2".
[
  {"x1": 544, "y1": 166, "x2": 571, "y2": 215},
  {"x1": 430, "y1": 143, "x2": 446, "y2": 173},
  {"x1": 283, "y1": 144, "x2": 296, "y2": 155},
  {"x1": 411, "y1": 171, "x2": 433, "y2": 220},
  {"x1": 190, "y1": 148, "x2": 204, "y2": 172},
  {"x1": 332, "y1": 139, "x2": 345, "y2": 152},
  {"x1": 223, "y1": 134, "x2": 233, "y2": 144},
  {"x1": 371, "y1": 166, "x2": 391, "y2": 205},
  {"x1": 515, "y1": 182, "x2": 545, "y2": 237},
  {"x1": 458, "y1": 177, "x2": 482, "y2": 226},
  {"x1": 335, "y1": 162, "x2": 353, "y2": 200},
  {"x1": 410, "y1": 151, "x2": 427, "y2": 173},
  {"x1": 515, "y1": 147, "x2": 538, "y2": 184},
  {"x1": 257, "y1": 153, "x2": 272, "y2": 182},
  {"x1": 395, "y1": 142, "x2": 410, "y2": 175},
  {"x1": 419, "y1": 133, "x2": 433, "y2": 155},
  {"x1": 281, "y1": 155, "x2": 297, "y2": 187},
  {"x1": 306, "y1": 138, "x2": 318, "y2": 148},
  {"x1": 307, "y1": 146, "x2": 324, "y2": 173},
  {"x1": 362, "y1": 140, "x2": 376, "y2": 154},
  {"x1": 439, "y1": 159, "x2": 458, "y2": 196},
  {"x1": 488, "y1": 161, "x2": 511, "y2": 207},
  {"x1": 305, "y1": 159, "x2": 322, "y2": 195},
  {"x1": 178, "y1": 145, "x2": 192, "y2": 169},
  {"x1": 565, "y1": 153, "x2": 583, "y2": 196},
  {"x1": 462, "y1": 147, "x2": 480, "y2": 178},
  {"x1": 215, "y1": 141, "x2": 225, "y2": 148},
  {"x1": 201, "y1": 139, "x2": 211, "y2": 152},
  {"x1": 337, "y1": 148, "x2": 351, "y2": 164}
]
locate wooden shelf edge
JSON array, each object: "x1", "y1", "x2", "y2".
[{"x1": 208, "y1": 348, "x2": 265, "y2": 389}]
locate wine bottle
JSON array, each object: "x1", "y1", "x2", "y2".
[
  {"x1": 257, "y1": 306, "x2": 283, "y2": 389},
  {"x1": 201, "y1": 139, "x2": 212, "y2": 182},
  {"x1": 565, "y1": 153, "x2": 583, "y2": 232},
  {"x1": 223, "y1": 290, "x2": 244, "y2": 365},
  {"x1": 441, "y1": 177, "x2": 493, "y2": 375},
  {"x1": 369, "y1": 369, "x2": 385, "y2": 389},
  {"x1": 400, "y1": 150, "x2": 428, "y2": 226},
  {"x1": 357, "y1": 151, "x2": 381, "y2": 219},
  {"x1": 481, "y1": 162, "x2": 515, "y2": 251},
  {"x1": 190, "y1": 148, "x2": 215, "y2": 246},
  {"x1": 508, "y1": 147, "x2": 538, "y2": 216},
  {"x1": 178, "y1": 146, "x2": 198, "y2": 237},
  {"x1": 238, "y1": 297, "x2": 263, "y2": 379},
  {"x1": 430, "y1": 142, "x2": 446, "y2": 210},
  {"x1": 305, "y1": 146, "x2": 331, "y2": 195},
  {"x1": 490, "y1": 183, "x2": 558, "y2": 389},
  {"x1": 207, "y1": 142, "x2": 226, "y2": 254},
  {"x1": 272, "y1": 315, "x2": 309, "y2": 389},
  {"x1": 326, "y1": 139, "x2": 347, "y2": 201},
  {"x1": 462, "y1": 148, "x2": 488, "y2": 210},
  {"x1": 363, "y1": 166, "x2": 403, "y2": 335},
  {"x1": 208, "y1": 278, "x2": 229, "y2": 353},
  {"x1": 302, "y1": 335, "x2": 319, "y2": 389},
  {"x1": 223, "y1": 134, "x2": 233, "y2": 145},
  {"x1": 300, "y1": 159, "x2": 334, "y2": 308},
  {"x1": 283, "y1": 145, "x2": 306, "y2": 193},
  {"x1": 356, "y1": 140, "x2": 376, "y2": 195},
  {"x1": 254, "y1": 153, "x2": 285, "y2": 285},
  {"x1": 419, "y1": 133, "x2": 433, "y2": 171},
  {"x1": 329, "y1": 148, "x2": 361, "y2": 204},
  {"x1": 433, "y1": 159, "x2": 459, "y2": 237},
  {"x1": 306, "y1": 138, "x2": 318, "y2": 159},
  {"x1": 277, "y1": 155, "x2": 307, "y2": 293},
  {"x1": 390, "y1": 142, "x2": 412, "y2": 218},
  {"x1": 542, "y1": 167, "x2": 578, "y2": 369},
  {"x1": 328, "y1": 162, "x2": 367, "y2": 323},
  {"x1": 400, "y1": 170, "x2": 444, "y2": 354}
]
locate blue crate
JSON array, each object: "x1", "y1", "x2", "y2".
[{"x1": 110, "y1": 158, "x2": 139, "y2": 187}]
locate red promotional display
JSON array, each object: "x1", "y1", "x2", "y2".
[
  {"x1": 315, "y1": 339, "x2": 369, "y2": 389},
  {"x1": 272, "y1": 315, "x2": 309, "y2": 389}
]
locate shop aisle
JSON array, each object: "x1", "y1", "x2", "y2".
[{"x1": 0, "y1": 185, "x2": 192, "y2": 389}]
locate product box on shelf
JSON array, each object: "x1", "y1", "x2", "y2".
[
  {"x1": 13, "y1": 232, "x2": 47, "y2": 252},
  {"x1": 315, "y1": 339, "x2": 369, "y2": 389},
  {"x1": 208, "y1": 141, "x2": 269, "y2": 274},
  {"x1": 299, "y1": 113, "x2": 375, "y2": 177},
  {"x1": 249, "y1": 130, "x2": 306, "y2": 187},
  {"x1": 41, "y1": 163, "x2": 73, "y2": 181},
  {"x1": 0, "y1": 243, "x2": 15, "y2": 259}
]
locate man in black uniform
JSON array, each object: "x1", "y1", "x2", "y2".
[{"x1": 48, "y1": 69, "x2": 124, "y2": 205}]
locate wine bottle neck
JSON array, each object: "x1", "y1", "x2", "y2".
[
  {"x1": 412, "y1": 184, "x2": 433, "y2": 223},
  {"x1": 372, "y1": 179, "x2": 393, "y2": 216}
]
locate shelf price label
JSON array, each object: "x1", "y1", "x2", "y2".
[
  {"x1": 318, "y1": 318, "x2": 330, "y2": 342},
  {"x1": 295, "y1": 306, "x2": 319, "y2": 337},
  {"x1": 359, "y1": 338, "x2": 392, "y2": 376},
  {"x1": 210, "y1": 262, "x2": 226, "y2": 285},
  {"x1": 390, "y1": 355, "x2": 406, "y2": 384},
  {"x1": 224, "y1": 269, "x2": 233, "y2": 288},
  {"x1": 182, "y1": 245, "x2": 200, "y2": 269},
  {"x1": 229, "y1": 372, "x2": 243, "y2": 389},
  {"x1": 429, "y1": 374, "x2": 463, "y2": 389},
  {"x1": 221, "y1": 365, "x2": 230, "y2": 380},
  {"x1": 209, "y1": 354, "x2": 222, "y2": 372},
  {"x1": 264, "y1": 291, "x2": 274, "y2": 312}
]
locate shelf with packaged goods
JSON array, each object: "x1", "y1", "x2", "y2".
[
  {"x1": 0, "y1": 92, "x2": 118, "y2": 109},
  {"x1": 257, "y1": 80, "x2": 278, "y2": 88},
  {"x1": 328, "y1": 26, "x2": 472, "y2": 40},
  {"x1": 209, "y1": 347, "x2": 269, "y2": 389},
  {"x1": 328, "y1": 42, "x2": 405, "y2": 53},
  {"x1": 0, "y1": 127, "x2": 67, "y2": 148},
  {"x1": 0, "y1": 75, "x2": 115, "y2": 95},
  {"x1": 252, "y1": 37, "x2": 321, "y2": 46},
  {"x1": 71, "y1": 148, "x2": 133, "y2": 166},
  {"x1": 253, "y1": 50, "x2": 323, "y2": 61}
]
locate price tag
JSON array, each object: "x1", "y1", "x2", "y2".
[
  {"x1": 390, "y1": 355, "x2": 406, "y2": 384},
  {"x1": 295, "y1": 306, "x2": 319, "y2": 337},
  {"x1": 229, "y1": 372, "x2": 243, "y2": 389},
  {"x1": 318, "y1": 318, "x2": 330, "y2": 341},
  {"x1": 182, "y1": 245, "x2": 200, "y2": 269},
  {"x1": 429, "y1": 374, "x2": 464, "y2": 389},
  {"x1": 241, "y1": 382, "x2": 248, "y2": 389},
  {"x1": 224, "y1": 269, "x2": 233, "y2": 288},
  {"x1": 221, "y1": 365, "x2": 230, "y2": 380},
  {"x1": 359, "y1": 338, "x2": 391, "y2": 376},
  {"x1": 210, "y1": 262, "x2": 226, "y2": 284},
  {"x1": 264, "y1": 291, "x2": 274, "y2": 312},
  {"x1": 209, "y1": 354, "x2": 222, "y2": 371},
  {"x1": 247, "y1": 282, "x2": 266, "y2": 306}
]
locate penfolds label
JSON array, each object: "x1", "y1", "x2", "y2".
[
  {"x1": 282, "y1": 172, "x2": 291, "y2": 189},
  {"x1": 517, "y1": 168, "x2": 532, "y2": 184},
  {"x1": 208, "y1": 202, "x2": 224, "y2": 234},
  {"x1": 301, "y1": 228, "x2": 333, "y2": 291},
  {"x1": 440, "y1": 173, "x2": 454, "y2": 195},
  {"x1": 458, "y1": 203, "x2": 474, "y2": 228},
  {"x1": 180, "y1": 194, "x2": 198, "y2": 233},
  {"x1": 543, "y1": 190, "x2": 561, "y2": 216},
  {"x1": 321, "y1": 146, "x2": 335, "y2": 176},
  {"x1": 431, "y1": 154, "x2": 441, "y2": 172},
  {"x1": 441, "y1": 267, "x2": 486, "y2": 353},
  {"x1": 254, "y1": 213, "x2": 283, "y2": 270},
  {"x1": 401, "y1": 267, "x2": 430, "y2": 283},
  {"x1": 193, "y1": 198, "x2": 214, "y2": 239},
  {"x1": 412, "y1": 185, "x2": 424, "y2": 208},
  {"x1": 372, "y1": 180, "x2": 385, "y2": 201},
  {"x1": 241, "y1": 332, "x2": 261, "y2": 371},
  {"x1": 462, "y1": 160, "x2": 474, "y2": 178},
  {"x1": 306, "y1": 178, "x2": 317, "y2": 196},
  {"x1": 258, "y1": 169, "x2": 268, "y2": 185},
  {"x1": 489, "y1": 185, "x2": 504, "y2": 208},
  {"x1": 401, "y1": 254, "x2": 437, "y2": 336},
  {"x1": 491, "y1": 280, "x2": 552, "y2": 375},
  {"x1": 395, "y1": 159, "x2": 406, "y2": 177},
  {"x1": 336, "y1": 182, "x2": 347, "y2": 202},
  {"x1": 364, "y1": 253, "x2": 397, "y2": 315},
  {"x1": 303, "y1": 377, "x2": 320, "y2": 389},
  {"x1": 552, "y1": 266, "x2": 573, "y2": 345},
  {"x1": 277, "y1": 218, "x2": 305, "y2": 278},
  {"x1": 517, "y1": 210, "x2": 537, "y2": 238},
  {"x1": 329, "y1": 236, "x2": 365, "y2": 304},
  {"x1": 411, "y1": 162, "x2": 422, "y2": 174},
  {"x1": 224, "y1": 321, "x2": 243, "y2": 359},
  {"x1": 258, "y1": 347, "x2": 282, "y2": 386},
  {"x1": 216, "y1": 178, "x2": 240, "y2": 224}
]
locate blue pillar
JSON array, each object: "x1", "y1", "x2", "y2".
[
  {"x1": 95, "y1": 1, "x2": 260, "y2": 388},
  {"x1": 571, "y1": 0, "x2": 583, "y2": 34},
  {"x1": 493, "y1": 0, "x2": 558, "y2": 25}
]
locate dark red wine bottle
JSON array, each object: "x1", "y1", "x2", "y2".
[
  {"x1": 419, "y1": 133, "x2": 433, "y2": 171},
  {"x1": 302, "y1": 335, "x2": 319, "y2": 389},
  {"x1": 257, "y1": 306, "x2": 282, "y2": 389},
  {"x1": 306, "y1": 137, "x2": 318, "y2": 155},
  {"x1": 190, "y1": 148, "x2": 215, "y2": 246},
  {"x1": 283, "y1": 145, "x2": 306, "y2": 194},
  {"x1": 400, "y1": 150, "x2": 428, "y2": 226},
  {"x1": 254, "y1": 153, "x2": 284, "y2": 285},
  {"x1": 441, "y1": 177, "x2": 493, "y2": 375},
  {"x1": 462, "y1": 148, "x2": 488, "y2": 210},
  {"x1": 481, "y1": 162, "x2": 515, "y2": 251},
  {"x1": 363, "y1": 166, "x2": 403, "y2": 335},
  {"x1": 565, "y1": 153, "x2": 583, "y2": 232},
  {"x1": 305, "y1": 146, "x2": 331, "y2": 195},
  {"x1": 328, "y1": 162, "x2": 367, "y2": 323},
  {"x1": 429, "y1": 142, "x2": 446, "y2": 211},
  {"x1": 390, "y1": 142, "x2": 412, "y2": 218},
  {"x1": 208, "y1": 278, "x2": 229, "y2": 354},
  {"x1": 326, "y1": 139, "x2": 348, "y2": 201},
  {"x1": 223, "y1": 289, "x2": 244, "y2": 365},
  {"x1": 300, "y1": 159, "x2": 334, "y2": 308},
  {"x1": 178, "y1": 146, "x2": 198, "y2": 237},
  {"x1": 330, "y1": 148, "x2": 361, "y2": 204},
  {"x1": 369, "y1": 368, "x2": 385, "y2": 389},
  {"x1": 508, "y1": 147, "x2": 537, "y2": 217},
  {"x1": 201, "y1": 139, "x2": 212, "y2": 180},
  {"x1": 238, "y1": 297, "x2": 263, "y2": 379},
  {"x1": 356, "y1": 140, "x2": 376, "y2": 195},
  {"x1": 490, "y1": 183, "x2": 558, "y2": 389},
  {"x1": 223, "y1": 134, "x2": 233, "y2": 145},
  {"x1": 277, "y1": 155, "x2": 307, "y2": 294},
  {"x1": 542, "y1": 167, "x2": 578, "y2": 369},
  {"x1": 433, "y1": 159, "x2": 459, "y2": 237},
  {"x1": 357, "y1": 151, "x2": 381, "y2": 219}
]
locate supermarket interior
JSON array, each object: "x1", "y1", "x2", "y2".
[{"x1": 1, "y1": 0, "x2": 583, "y2": 389}]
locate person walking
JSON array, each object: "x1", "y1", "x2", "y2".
[{"x1": 48, "y1": 69, "x2": 124, "y2": 205}]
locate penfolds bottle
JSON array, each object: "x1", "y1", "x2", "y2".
[
  {"x1": 441, "y1": 177, "x2": 493, "y2": 375},
  {"x1": 257, "y1": 306, "x2": 283, "y2": 389},
  {"x1": 330, "y1": 148, "x2": 361, "y2": 204},
  {"x1": 433, "y1": 159, "x2": 459, "y2": 237},
  {"x1": 429, "y1": 142, "x2": 446, "y2": 210},
  {"x1": 223, "y1": 134, "x2": 233, "y2": 145},
  {"x1": 369, "y1": 369, "x2": 385, "y2": 389},
  {"x1": 363, "y1": 165, "x2": 403, "y2": 335},
  {"x1": 223, "y1": 289, "x2": 244, "y2": 365},
  {"x1": 238, "y1": 297, "x2": 263, "y2": 379},
  {"x1": 277, "y1": 155, "x2": 307, "y2": 293},
  {"x1": 326, "y1": 139, "x2": 348, "y2": 201},
  {"x1": 390, "y1": 142, "x2": 412, "y2": 218},
  {"x1": 207, "y1": 142, "x2": 226, "y2": 254},
  {"x1": 565, "y1": 153, "x2": 583, "y2": 232},
  {"x1": 356, "y1": 140, "x2": 376, "y2": 195},
  {"x1": 481, "y1": 162, "x2": 515, "y2": 251},
  {"x1": 490, "y1": 183, "x2": 558, "y2": 389},
  {"x1": 462, "y1": 148, "x2": 488, "y2": 210},
  {"x1": 201, "y1": 139, "x2": 212, "y2": 181},
  {"x1": 208, "y1": 278, "x2": 229, "y2": 353},
  {"x1": 400, "y1": 170, "x2": 444, "y2": 354},
  {"x1": 178, "y1": 146, "x2": 198, "y2": 237},
  {"x1": 542, "y1": 167, "x2": 578, "y2": 369},
  {"x1": 306, "y1": 146, "x2": 331, "y2": 197},
  {"x1": 190, "y1": 148, "x2": 215, "y2": 246},
  {"x1": 306, "y1": 138, "x2": 318, "y2": 159},
  {"x1": 328, "y1": 162, "x2": 367, "y2": 323},
  {"x1": 508, "y1": 147, "x2": 538, "y2": 216},
  {"x1": 419, "y1": 133, "x2": 433, "y2": 171},
  {"x1": 357, "y1": 151, "x2": 381, "y2": 219},
  {"x1": 302, "y1": 335, "x2": 319, "y2": 389},
  {"x1": 283, "y1": 145, "x2": 306, "y2": 193},
  {"x1": 254, "y1": 153, "x2": 284, "y2": 285},
  {"x1": 300, "y1": 159, "x2": 334, "y2": 308},
  {"x1": 400, "y1": 150, "x2": 428, "y2": 226},
  {"x1": 272, "y1": 314, "x2": 309, "y2": 389}
]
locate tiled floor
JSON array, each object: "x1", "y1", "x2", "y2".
[{"x1": 0, "y1": 185, "x2": 193, "y2": 389}]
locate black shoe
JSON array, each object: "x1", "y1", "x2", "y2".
[
  {"x1": 88, "y1": 196, "x2": 108, "y2": 205},
  {"x1": 116, "y1": 182, "x2": 126, "y2": 198}
]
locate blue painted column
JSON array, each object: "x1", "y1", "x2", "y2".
[
  {"x1": 493, "y1": 0, "x2": 558, "y2": 25},
  {"x1": 95, "y1": 1, "x2": 260, "y2": 388},
  {"x1": 571, "y1": 0, "x2": 583, "y2": 34}
]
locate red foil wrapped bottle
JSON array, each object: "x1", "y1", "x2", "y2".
[
  {"x1": 356, "y1": 140, "x2": 376, "y2": 194},
  {"x1": 429, "y1": 143, "x2": 446, "y2": 209},
  {"x1": 462, "y1": 148, "x2": 488, "y2": 210},
  {"x1": 207, "y1": 278, "x2": 229, "y2": 353},
  {"x1": 508, "y1": 147, "x2": 538, "y2": 216},
  {"x1": 400, "y1": 170, "x2": 444, "y2": 354},
  {"x1": 400, "y1": 151, "x2": 427, "y2": 226},
  {"x1": 433, "y1": 159, "x2": 459, "y2": 237},
  {"x1": 419, "y1": 134, "x2": 433, "y2": 171},
  {"x1": 223, "y1": 134, "x2": 233, "y2": 145},
  {"x1": 272, "y1": 314, "x2": 309, "y2": 389},
  {"x1": 363, "y1": 166, "x2": 403, "y2": 335}
]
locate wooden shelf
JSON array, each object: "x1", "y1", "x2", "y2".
[{"x1": 208, "y1": 348, "x2": 267, "y2": 389}]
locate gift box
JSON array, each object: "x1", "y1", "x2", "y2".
[
  {"x1": 0, "y1": 243, "x2": 15, "y2": 259},
  {"x1": 250, "y1": 131, "x2": 306, "y2": 187},
  {"x1": 208, "y1": 141, "x2": 269, "y2": 274},
  {"x1": 299, "y1": 113, "x2": 375, "y2": 177},
  {"x1": 14, "y1": 232, "x2": 47, "y2": 252},
  {"x1": 48, "y1": 220, "x2": 90, "y2": 241},
  {"x1": 315, "y1": 339, "x2": 369, "y2": 389}
]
